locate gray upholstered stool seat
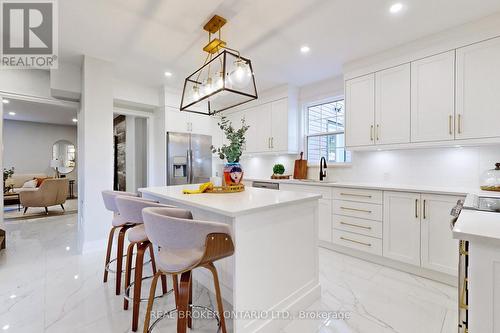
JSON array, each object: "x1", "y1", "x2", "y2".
[
  {"x1": 156, "y1": 248, "x2": 205, "y2": 273},
  {"x1": 128, "y1": 224, "x2": 148, "y2": 243},
  {"x1": 115, "y1": 196, "x2": 176, "y2": 332},
  {"x1": 101, "y1": 190, "x2": 139, "y2": 296},
  {"x1": 142, "y1": 207, "x2": 234, "y2": 333}
]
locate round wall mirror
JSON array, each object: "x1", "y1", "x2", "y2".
[{"x1": 52, "y1": 140, "x2": 76, "y2": 174}]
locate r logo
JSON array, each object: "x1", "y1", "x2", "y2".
[{"x1": 2, "y1": 2, "x2": 53, "y2": 55}]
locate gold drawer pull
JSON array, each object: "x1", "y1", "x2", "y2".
[
  {"x1": 340, "y1": 206, "x2": 372, "y2": 213},
  {"x1": 340, "y1": 193, "x2": 372, "y2": 198},
  {"x1": 340, "y1": 236, "x2": 371, "y2": 247},
  {"x1": 340, "y1": 221, "x2": 372, "y2": 230}
]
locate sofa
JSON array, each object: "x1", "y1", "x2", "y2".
[
  {"x1": 5, "y1": 174, "x2": 48, "y2": 193},
  {"x1": 19, "y1": 179, "x2": 69, "y2": 214}
]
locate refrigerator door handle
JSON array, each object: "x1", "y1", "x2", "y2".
[{"x1": 189, "y1": 149, "x2": 194, "y2": 183}]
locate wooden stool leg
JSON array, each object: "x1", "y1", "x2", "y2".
[
  {"x1": 206, "y1": 263, "x2": 227, "y2": 333},
  {"x1": 143, "y1": 271, "x2": 161, "y2": 333},
  {"x1": 132, "y1": 242, "x2": 147, "y2": 332},
  {"x1": 177, "y1": 271, "x2": 192, "y2": 333},
  {"x1": 103, "y1": 227, "x2": 117, "y2": 283},
  {"x1": 172, "y1": 274, "x2": 179, "y2": 307},
  {"x1": 124, "y1": 242, "x2": 136, "y2": 310},
  {"x1": 115, "y1": 227, "x2": 127, "y2": 295},
  {"x1": 148, "y1": 244, "x2": 168, "y2": 294},
  {"x1": 187, "y1": 276, "x2": 193, "y2": 329}
]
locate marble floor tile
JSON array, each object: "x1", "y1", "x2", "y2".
[{"x1": 0, "y1": 213, "x2": 457, "y2": 333}]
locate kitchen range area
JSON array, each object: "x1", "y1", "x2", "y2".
[{"x1": 3, "y1": 2, "x2": 500, "y2": 333}]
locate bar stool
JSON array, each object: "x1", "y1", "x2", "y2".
[
  {"x1": 142, "y1": 207, "x2": 235, "y2": 333},
  {"x1": 101, "y1": 190, "x2": 138, "y2": 295},
  {"x1": 115, "y1": 196, "x2": 176, "y2": 332}
]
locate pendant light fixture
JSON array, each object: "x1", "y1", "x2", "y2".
[{"x1": 180, "y1": 15, "x2": 258, "y2": 115}]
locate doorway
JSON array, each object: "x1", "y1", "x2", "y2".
[{"x1": 1, "y1": 96, "x2": 79, "y2": 222}]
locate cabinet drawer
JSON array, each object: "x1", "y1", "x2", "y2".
[
  {"x1": 333, "y1": 188, "x2": 382, "y2": 204},
  {"x1": 280, "y1": 184, "x2": 333, "y2": 199},
  {"x1": 333, "y1": 229, "x2": 382, "y2": 255},
  {"x1": 333, "y1": 215, "x2": 382, "y2": 238},
  {"x1": 333, "y1": 200, "x2": 383, "y2": 221}
]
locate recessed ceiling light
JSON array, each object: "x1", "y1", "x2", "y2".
[
  {"x1": 2, "y1": 99, "x2": 9, "y2": 104},
  {"x1": 74, "y1": 275, "x2": 79, "y2": 280},
  {"x1": 72, "y1": 118, "x2": 78, "y2": 123},
  {"x1": 300, "y1": 45, "x2": 310, "y2": 54},
  {"x1": 9, "y1": 295, "x2": 16, "y2": 299},
  {"x1": 164, "y1": 71, "x2": 173, "y2": 77},
  {"x1": 389, "y1": 3, "x2": 403, "y2": 14},
  {"x1": 2, "y1": 324, "x2": 9, "y2": 330},
  {"x1": 8, "y1": 112, "x2": 15, "y2": 116}
]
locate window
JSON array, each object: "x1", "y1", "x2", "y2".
[{"x1": 306, "y1": 99, "x2": 351, "y2": 164}]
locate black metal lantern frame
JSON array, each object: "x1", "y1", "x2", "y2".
[{"x1": 180, "y1": 50, "x2": 258, "y2": 116}]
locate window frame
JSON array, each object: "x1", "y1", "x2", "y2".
[{"x1": 303, "y1": 96, "x2": 351, "y2": 167}]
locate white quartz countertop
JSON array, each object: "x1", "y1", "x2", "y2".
[
  {"x1": 246, "y1": 177, "x2": 480, "y2": 196},
  {"x1": 453, "y1": 209, "x2": 500, "y2": 244},
  {"x1": 139, "y1": 185, "x2": 321, "y2": 217}
]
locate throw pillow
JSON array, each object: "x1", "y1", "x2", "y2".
[
  {"x1": 22, "y1": 180, "x2": 37, "y2": 188},
  {"x1": 35, "y1": 177, "x2": 49, "y2": 187}
]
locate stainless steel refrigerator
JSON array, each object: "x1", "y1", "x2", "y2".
[{"x1": 166, "y1": 132, "x2": 212, "y2": 185}]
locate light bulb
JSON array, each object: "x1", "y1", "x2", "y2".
[
  {"x1": 191, "y1": 85, "x2": 201, "y2": 101},
  {"x1": 229, "y1": 59, "x2": 252, "y2": 89},
  {"x1": 203, "y1": 77, "x2": 214, "y2": 95},
  {"x1": 215, "y1": 72, "x2": 224, "y2": 90}
]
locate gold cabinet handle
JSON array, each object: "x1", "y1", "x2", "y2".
[
  {"x1": 268, "y1": 137, "x2": 271, "y2": 149},
  {"x1": 459, "y1": 277, "x2": 468, "y2": 310},
  {"x1": 340, "y1": 206, "x2": 372, "y2": 214},
  {"x1": 449, "y1": 115, "x2": 453, "y2": 135},
  {"x1": 340, "y1": 193, "x2": 372, "y2": 198},
  {"x1": 423, "y1": 199, "x2": 426, "y2": 219},
  {"x1": 271, "y1": 137, "x2": 274, "y2": 149},
  {"x1": 457, "y1": 114, "x2": 462, "y2": 134},
  {"x1": 340, "y1": 221, "x2": 372, "y2": 230},
  {"x1": 370, "y1": 125, "x2": 374, "y2": 141},
  {"x1": 340, "y1": 236, "x2": 371, "y2": 247},
  {"x1": 415, "y1": 199, "x2": 419, "y2": 218},
  {"x1": 376, "y1": 124, "x2": 380, "y2": 141}
]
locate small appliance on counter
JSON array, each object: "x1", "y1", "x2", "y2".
[{"x1": 480, "y1": 162, "x2": 500, "y2": 192}]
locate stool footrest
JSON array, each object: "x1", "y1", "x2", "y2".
[
  {"x1": 124, "y1": 275, "x2": 173, "y2": 302},
  {"x1": 105, "y1": 254, "x2": 152, "y2": 274}
]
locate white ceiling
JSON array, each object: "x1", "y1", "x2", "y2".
[
  {"x1": 59, "y1": 0, "x2": 500, "y2": 91},
  {"x1": 3, "y1": 99, "x2": 77, "y2": 126}
]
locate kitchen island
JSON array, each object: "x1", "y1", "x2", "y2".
[{"x1": 139, "y1": 185, "x2": 321, "y2": 333}]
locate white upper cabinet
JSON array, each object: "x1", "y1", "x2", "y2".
[
  {"x1": 420, "y1": 194, "x2": 461, "y2": 276},
  {"x1": 222, "y1": 96, "x2": 298, "y2": 155},
  {"x1": 383, "y1": 191, "x2": 421, "y2": 266},
  {"x1": 375, "y1": 64, "x2": 411, "y2": 145},
  {"x1": 270, "y1": 98, "x2": 289, "y2": 152},
  {"x1": 165, "y1": 108, "x2": 190, "y2": 133},
  {"x1": 189, "y1": 112, "x2": 213, "y2": 136},
  {"x1": 411, "y1": 51, "x2": 456, "y2": 142},
  {"x1": 345, "y1": 74, "x2": 375, "y2": 147},
  {"x1": 456, "y1": 37, "x2": 500, "y2": 140}
]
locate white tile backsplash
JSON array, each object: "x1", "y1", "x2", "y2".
[{"x1": 233, "y1": 145, "x2": 500, "y2": 189}]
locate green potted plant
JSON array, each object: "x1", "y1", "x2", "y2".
[
  {"x1": 271, "y1": 163, "x2": 290, "y2": 179},
  {"x1": 211, "y1": 116, "x2": 250, "y2": 186},
  {"x1": 3, "y1": 167, "x2": 15, "y2": 193}
]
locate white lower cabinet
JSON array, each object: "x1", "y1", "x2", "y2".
[
  {"x1": 333, "y1": 229, "x2": 383, "y2": 255},
  {"x1": 383, "y1": 191, "x2": 462, "y2": 275},
  {"x1": 383, "y1": 191, "x2": 421, "y2": 266},
  {"x1": 420, "y1": 194, "x2": 461, "y2": 275}
]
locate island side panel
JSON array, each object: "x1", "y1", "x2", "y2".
[{"x1": 232, "y1": 199, "x2": 320, "y2": 333}]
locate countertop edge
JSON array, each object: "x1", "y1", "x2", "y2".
[
  {"x1": 246, "y1": 177, "x2": 475, "y2": 196},
  {"x1": 139, "y1": 188, "x2": 322, "y2": 218}
]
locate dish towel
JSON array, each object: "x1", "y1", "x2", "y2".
[{"x1": 183, "y1": 182, "x2": 214, "y2": 194}]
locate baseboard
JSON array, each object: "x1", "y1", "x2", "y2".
[{"x1": 319, "y1": 241, "x2": 457, "y2": 286}]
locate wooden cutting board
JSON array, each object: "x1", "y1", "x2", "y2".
[{"x1": 293, "y1": 152, "x2": 308, "y2": 179}]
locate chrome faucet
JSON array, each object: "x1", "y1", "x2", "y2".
[{"x1": 319, "y1": 157, "x2": 327, "y2": 181}]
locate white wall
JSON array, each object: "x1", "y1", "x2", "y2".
[
  {"x1": 79, "y1": 56, "x2": 114, "y2": 253},
  {"x1": 0, "y1": 70, "x2": 51, "y2": 98},
  {"x1": 3, "y1": 120, "x2": 77, "y2": 178}
]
